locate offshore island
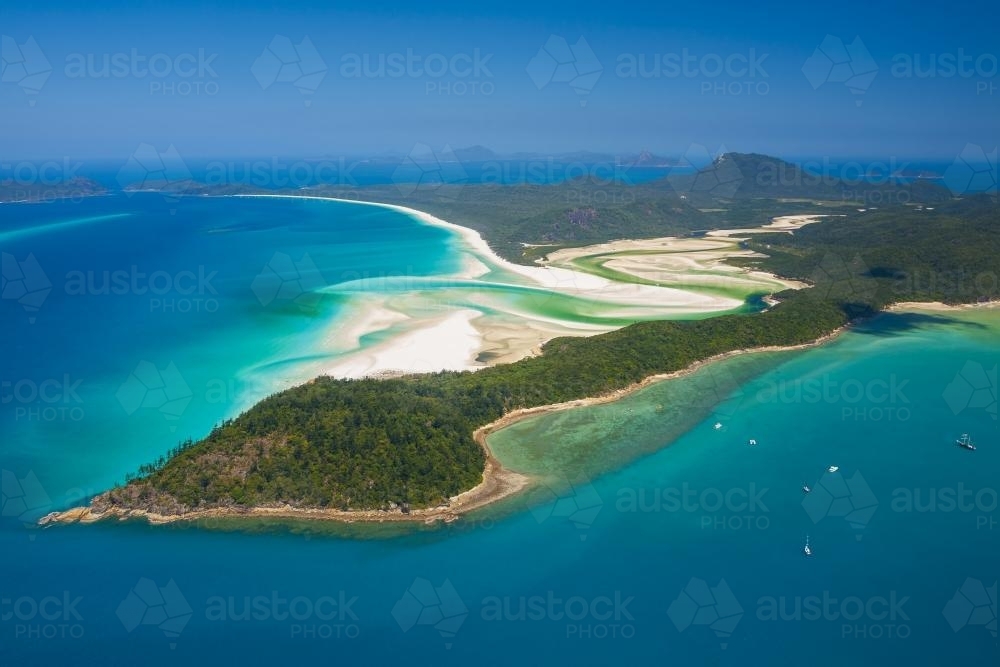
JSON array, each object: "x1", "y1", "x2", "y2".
[{"x1": 42, "y1": 153, "x2": 999, "y2": 527}]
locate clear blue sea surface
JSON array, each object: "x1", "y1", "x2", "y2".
[{"x1": 0, "y1": 195, "x2": 997, "y2": 665}]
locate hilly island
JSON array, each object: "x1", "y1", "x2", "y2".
[
  {"x1": 44, "y1": 154, "x2": 999, "y2": 526},
  {"x1": 10, "y1": 5, "x2": 999, "y2": 665}
]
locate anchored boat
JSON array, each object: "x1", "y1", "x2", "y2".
[{"x1": 956, "y1": 433, "x2": 976, "y2": 451}]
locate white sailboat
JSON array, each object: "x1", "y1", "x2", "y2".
[{"x1": 956, "y1": 433, "x2": 976, "y2": 451}]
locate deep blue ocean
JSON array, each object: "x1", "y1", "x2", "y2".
[{"x1": 0, "y1": 195, "x2": 996, "y2": 665}]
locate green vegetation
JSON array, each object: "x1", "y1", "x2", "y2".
[
  {"x1": 745, "y1": 197, "x2": 1000, "y2": 308},
  {"x1": 96, "y1": 157, "x2": 998, "y2": 517},
  {"x1": 172, "y1": 152, "x2": 946, "y2": 264}
]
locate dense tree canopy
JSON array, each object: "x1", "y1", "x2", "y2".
[{"x1": 99, "y1": 172, "x2": 998, "y2": 515}]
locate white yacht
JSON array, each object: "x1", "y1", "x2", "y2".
[
  {"x1": 956, "y1": 434, "x2": 976, "y2": 451},
  {"x1": 827, "y1": 465, "x2": 839, "y2": 473}
]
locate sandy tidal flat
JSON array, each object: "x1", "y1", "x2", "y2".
[{"x1": 233, "y1": 195, "x2": 814, "y2": 378}]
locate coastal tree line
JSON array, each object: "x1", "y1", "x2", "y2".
[{"x1": 99, "y1": 192, "x2": 999, "y2": 514}]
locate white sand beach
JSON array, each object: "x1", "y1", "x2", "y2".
[
  {"x1": 325, "y1": 308, "x2": 483, "y2": 377},
  {"x1": 543, "y1": 222, "x2": 814, "y2": 294},
  {"x1": 232, "y1": 194, "x2": 814, "y2": 378},
  {"x1": 704, "y1": 213, "x2": 841, "y2": 237}
]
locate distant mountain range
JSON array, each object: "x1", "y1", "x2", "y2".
[
  {"x1": 331, "y1": 145, "x2": 681, "y2": 166},
  {"x1": 467, "y1": 146, "x2": 680, "y2": 166}
]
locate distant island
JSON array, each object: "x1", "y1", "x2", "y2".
[
  {"x1": 43, "y1": 154, "x2": 999, "y2": 526},
  {"x1": 0, "y1": 177, "x2": 105, "y2": 204}
]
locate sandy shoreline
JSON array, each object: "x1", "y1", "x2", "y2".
[
  {"x1": 42, "y1": 322, "x2": 851, "y2": 529},
  {"x1": 704, "y1": 213, "x2": 841, "y2": 237},
  {"x1": 543, "y1": 233, "x2": 809, "y2": 295},
  {"x1": 231, "y1": 193, "x2": 795, "y2": 379},
  {"x1": 887, "y1": 300, "x2": 1000, "y2": 313},
  {"x1": 40, "y1": 203, "x2": 956, "y2": 530}
]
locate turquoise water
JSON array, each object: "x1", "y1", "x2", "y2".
[
  {"x1": 1, "y1": 194, "x2": 467, "y2": 504},
  {"x1": 1, "y1": 194, "x2": 719, "y2": 509},
  {"x1": 1, "y1": 197, "x2": 997, "y2": 664}
]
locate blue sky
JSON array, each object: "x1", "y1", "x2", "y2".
[{"x1": 2, "y1": 0, "x2": 997, "y2": 161}]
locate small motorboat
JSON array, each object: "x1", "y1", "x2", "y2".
[
  {"x1": 713, "y1": 422, "x2": 723, "y2": 430},
  {"x1": 803, "y1": 535, "x2": 812, "y2": 557},
  {"x1": 802, "y1": 485, "x2": 811, "y2": 494},
  {"x1": 956, "y1": 434, "x2": 976, "y2": 451},
  {"x1": 827, "y1": 466, "x2": 839, "y2": 473},
  {"x1": 748, "y1": 439, "x2": 757, "y2": 446}
]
